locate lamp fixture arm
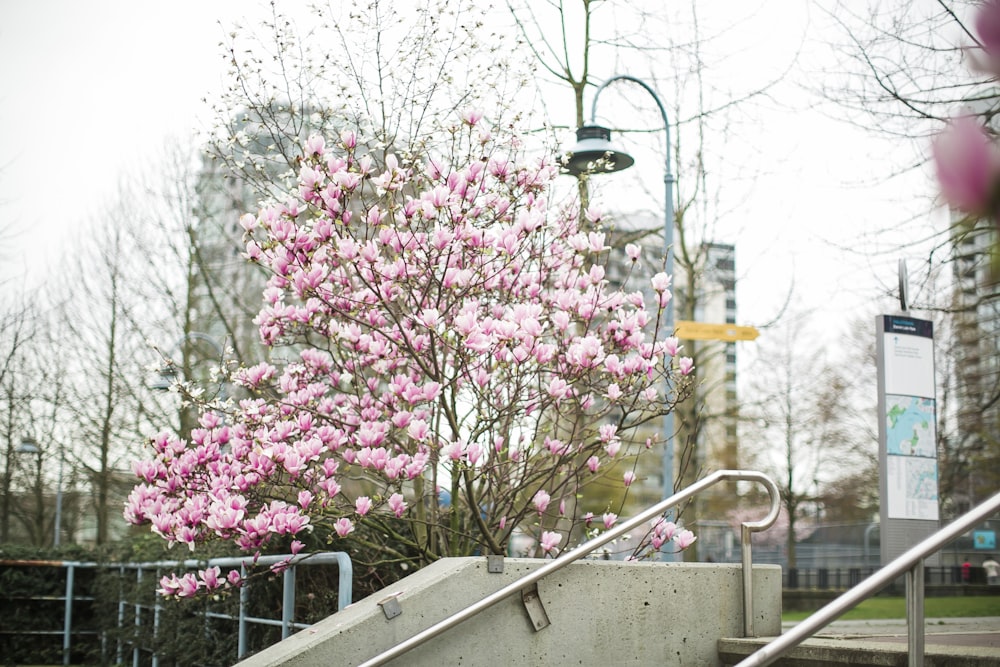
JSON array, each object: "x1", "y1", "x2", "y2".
[{"x1": 589, "y1": 75, "x2": 674, "y2": 186}]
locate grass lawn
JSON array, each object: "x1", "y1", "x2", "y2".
[{"x1": 782, "y1": 595, "x2": 1000, "y2": 622}]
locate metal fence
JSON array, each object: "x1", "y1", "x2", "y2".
[
  {"x1": 0, "y1": 552, "x2": 352, "y2": 666},
  {"x1": 782, "y1": 564, "x2": 991, "y2": 589}
]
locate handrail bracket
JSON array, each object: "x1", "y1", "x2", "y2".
[{"x1": 521, "y1": 584, "x2": 550, "y2": 632}]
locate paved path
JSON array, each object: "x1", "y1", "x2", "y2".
[{"x1": 784, "y1": 616, "x2": 1000, "y2": 649}]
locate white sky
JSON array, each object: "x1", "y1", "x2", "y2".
[
  {"x1": 0, "y1": 0, "x2": 947, "y2": 346},
  {"x1": 0, "y1": 0, "x2": 264, "y2": 278}
]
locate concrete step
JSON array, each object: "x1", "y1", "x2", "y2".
[{"x1": 718, "y1": 635, "x2": 1000, "y2": 666}]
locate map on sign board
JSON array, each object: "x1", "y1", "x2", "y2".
[
  {"x1": 885, "y1": 395, "x2": 936, "y2": 457},
  {"x1": 886, "y1": 455, "x2": 939, "y2": 521},
  {"x1": 884, "y1": 393, "x2": 938, "y2": 520}
]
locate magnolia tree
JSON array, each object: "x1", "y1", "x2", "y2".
[{"x1": 125, "y1": 114, "x2": 695, "y2": 597}]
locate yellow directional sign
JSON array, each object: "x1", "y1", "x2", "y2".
[{"x1": 675, "y1": 320, "x2": 760, "y2": 342}]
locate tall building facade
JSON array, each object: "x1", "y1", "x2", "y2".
[
  {"x1": 948, "y1": 220, "x2": 1000, "y2": 515},
  {"x1": 688, "y1": 242, "x2": 740, "y2": 474},
  {"x1": 601, "y1": 217, "x2": 740, "y2": 521}
]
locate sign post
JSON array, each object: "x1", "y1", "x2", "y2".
[{"x1": 876, "y1": 314, "x2": 940, "y2": 565}]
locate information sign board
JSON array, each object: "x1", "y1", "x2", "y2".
[{"x1": 876, "y1": 315, "x2": 940, "y2": 564}]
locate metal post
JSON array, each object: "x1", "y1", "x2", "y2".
[
  {"x1": 864, "y1": 522, "x2": 878, "y2": 567},
  {"x1": 53, "y1": 451, "x2": 63, "y2": 547},
  {"x1": 589, "y1": 75, "x2": 677, "y2": 560},
  {"x1": 63, "y1": 563, "x2": 74, "y2": 666},
  {"x1": 282, "y1": 566, "x2": 297, "y2": 639},
  {"x1": 906, "y1": 560, "x2": 925, "y2": 667},
  {"x1": 117, "y1": 565, "x2": 125, "y2": 666},
  {"x1": 238, "y1": 563, "x2": 249, "y2": 659},
  {"x1": 133, "y1": 568, "x2": 142, "y2": 667},
  {"x1": 337, "y1": 551, "x2": 354, "y2": 610},
  {"x1": 152, "y1": 569, "x2": 161, "y2": 667}
]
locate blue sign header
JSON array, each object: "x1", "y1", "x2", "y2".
[{"x1": 884, "y1": 315, "x2": 933, "y2": 339}]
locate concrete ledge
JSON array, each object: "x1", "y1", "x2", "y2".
[
  {"x1": 236, "y1": 558, "x2": 781, "y2": 667},
  {"x1": 719, "y1": 636, "x2": 1000, "y2": 666}
]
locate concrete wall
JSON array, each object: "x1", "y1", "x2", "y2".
[{"x1": 236, "y1": 558, "x2": 781, "y2": 667}]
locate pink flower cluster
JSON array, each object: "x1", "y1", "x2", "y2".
[
  {"x1": 127, "y1": 114, "x2": 692, "y2": 573},
  {"x1": 649, "y1": 517, "x2": 696, "y2": 551},
  {"x1": 157, "y1": 566, "x2": 241, "y2": 598}
]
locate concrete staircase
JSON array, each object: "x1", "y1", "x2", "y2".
[
  {"x1": 719, "y1": 634, "x2": 1000, "y2": 666},
  {"x1": 235, "y1": 557, "x2": 782, "y2": 666},
  {"x1": 231, "y1": 554, "x2": 1000, "y2": 666}
]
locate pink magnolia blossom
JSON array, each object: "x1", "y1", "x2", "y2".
[
  {"x1": 304, "y1": 135, "x2": 325, "y2": 156},
  {"x1": 157, "y1": 574, "x2": 182, "y2": 597},
  {"x1": 539, "y1": 530, "x2": 562, "y2": 554},
  {"x1": 533, "y1": 490, "x2": 551, "y2": 514},
  {"x1": 461, "y1": 108, "x2": 484, "y2": 126},
  {"x1": 158, "y1": 573, "x2": 200, "y2": 598},
  {"x1": 340, "y1": 129, "x2": 357, "y2": 149},
  {"x1": 678, "y1": 357, "x2": 695, "y2": 376},
  {"x1": 933, "y1": 115, "x2": 1000, "y2": 214},
  {"x1": 334, "y1": 517, "x2": 354, "y2": 537},
  {"x1": 602, "y1": 512, "x2": 618, "y2": 529},
  {"x1": 623, "y1": 470, "x2": 636, "y2": 487},
  {"x1": 388, "y1": 493, "x2": 407, "y2": 518},
  {"x1": 651, "y1": 272, "x2": 671, "y2": 292},
  {"x1": 674, "y1": 529, "x2": 697, "y2": 550},
  {"x1": 599, "y1": 423, "x2": 617, "y2": 442},
  {"x1": 604, "y1": 439, "x2": 621, "y2": 457},
  {"x1": 200, "y1": 566, "x2": 222, "y2": 590}
]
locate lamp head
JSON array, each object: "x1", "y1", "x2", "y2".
[
  {"x1": 562, "y1": 125, "x2": 635, "y2": 176},
  {"x1": 18, "y1": 438, "x2": 40, "y2": 454},
  {"x1": 151, "y1": 364, "x2": 178, "y2": 392}
]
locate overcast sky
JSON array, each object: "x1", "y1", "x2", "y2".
[
  {"x1": 0, "y1": 1, "x2": 946, "y2": 345},
  {"x1": 0, "y1": 1, "x2": 260, "y2": 277}
]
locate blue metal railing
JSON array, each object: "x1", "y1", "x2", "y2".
[{"x1": 0, "y1": 551, "x2": 351, "y2": 666}]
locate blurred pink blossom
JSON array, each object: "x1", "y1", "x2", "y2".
[
  {"x1": 933, "y1": 115, "x2": 1000, "y2": 214},
  {"x1": 970, "y1": 0, "x2": 1000, "y2": 75}
]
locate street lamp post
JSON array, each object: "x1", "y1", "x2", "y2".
[
  {"x1": 18, "y1": 438, "x2": 45, "y2": 546},
  {"x1": 565, "y1": 75, "x2": 677, "y2": 557},
  {"x1": 53, "y1": 448, "x2": 63, "y2": 547}
]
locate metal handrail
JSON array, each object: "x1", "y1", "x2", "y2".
[
  {"x1": 736, "y1": 489, "x2": 1000, "y2": 667},
  {"x1": 359, "y1": 469, "x2": 781, "y2": 667}
]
